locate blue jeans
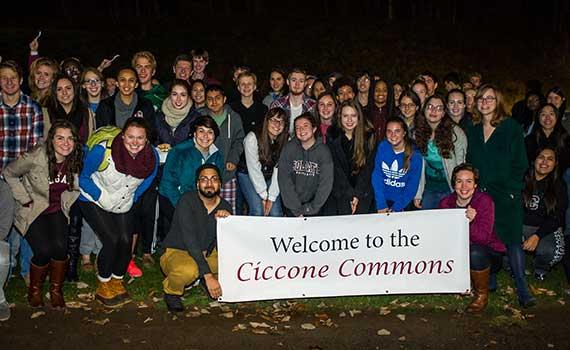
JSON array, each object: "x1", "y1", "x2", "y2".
[
  {"x1": 237, "y1": 171, "x2": 283, "y2": 217},
  {"x1": 8, "y1": 228, "x2": 32, "y2": 276},
  {"x1": 506, "y1": 243, "x2": 535, "y2": 306},
  {"x1": 421, "y1": 189, "x2": 451, "y2": 210}
]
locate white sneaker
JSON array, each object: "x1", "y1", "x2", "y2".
[{"x1": 184, "y1": 279, "x2": 201, "y2": 291}]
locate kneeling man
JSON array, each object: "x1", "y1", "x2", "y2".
[{"x1": 160, "y1": 164, "x2": 232, "y2": 312}]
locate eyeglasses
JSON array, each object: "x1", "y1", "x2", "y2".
[
  {"x1": 83, "y1": 79, "x2": 101, "y2": 85},
  {"x1": 447, "y1": 100, "x2": 465, "y2": 106},
  {"x1": 400, "y1": 103, "x2": 416, "y2": 109},
  {"x1": 427, "y1": 104, "x2": 445, "y2": 112},
  {"x1": 477, "y1": 96, "x2": 497, "y2": 103},
  {"x1": 269, "y1": 118, "x2": 285, "y2": 125},
  {"x1": 198, "y1": 176, "x2": 220, "y2": 184}
]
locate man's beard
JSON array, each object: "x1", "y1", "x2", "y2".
[{"x1": 199, "y1": 187, "x2": 219, "y2": 199}]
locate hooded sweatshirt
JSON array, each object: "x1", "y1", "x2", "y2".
[
  {"x1": 371, "y1": 140, "x2": 423, "y2": 212},
  {"x1": 278, "y1": 137, "x2": 333, "y2": 216},
  {"x1": 198, "y1": 105, "x2": 245, "y2": 183}
]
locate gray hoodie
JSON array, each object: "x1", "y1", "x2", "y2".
[
  {"x1": 200, "y1": 105, "x2": 245, "y2": 183},
  {"x1": 278, "y1": 137, "x2": 333, "y2": 216}
]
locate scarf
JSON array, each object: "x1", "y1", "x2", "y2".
[
  {"x1": 161, "y1": 97, "x2": 192, "y2": 129},
  {"x1": 111, "y1": 134, "x2": 155, "y2": 179},
  {"x1": 114, "y1": 93, "x2": 138, "y2": 128}
]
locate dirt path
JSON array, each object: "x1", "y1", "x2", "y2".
[{"x1": 1, "y1": 300, "x2": 569, "y2": 350}]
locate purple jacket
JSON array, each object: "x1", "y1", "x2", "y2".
[{"x1": 439, "y1": 191, "x2": 506, "y2": 253}]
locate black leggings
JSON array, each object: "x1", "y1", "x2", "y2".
[
  {"x1": 133, "y1": 179, "x2": 158, "y2": 254},
  {"x1": 80, "y1": 201, "x2": 134, "y2": 279},
  {"x1": 25, "y1": 211, "x2": 68, "y2": 266}
]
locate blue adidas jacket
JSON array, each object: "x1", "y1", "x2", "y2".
[{"x1": 371, "y1": 140, "x2": 423, "y2": 212}]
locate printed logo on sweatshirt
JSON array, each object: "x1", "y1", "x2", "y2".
[
  {"x1": 528, "y1": 195, "x2": 540, "y2": 211},
  {"x1": 292, "y1": 160, "x2": 320, "y2": 177},
  {"x1": 382, "y1": 160, "x2": 406, "y2": 187}
]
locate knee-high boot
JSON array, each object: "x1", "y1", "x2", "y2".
[
  {"x1": 28, "y1": 262, "x2": 49, "y2": 308},
  {"x1": 467, "y1": 267, "x2": 490, "y2": 312},
  {"x1": 49, "y1": 258, "x2": 68, "y2": 309}
]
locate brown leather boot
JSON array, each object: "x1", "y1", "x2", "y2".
[
  {"x1": 109, "y1": 277, "x2": 131, "y2": 303},
  {"x1": 28, "y1": 262, "x2": 49, "y2": 308},
  {"x1": 96, "y1": 280, "x2": 128, "y2": 308},
  {"x1": 466, "y1": 267, "x2": 490, "y2": 313},
  {"x1": 49, "y1": 258, "x2": 68, "y2": 310}
]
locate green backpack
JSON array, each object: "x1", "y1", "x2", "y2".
[{"x1": 86, "y1": 126, "x2": 122, "y2": 172}]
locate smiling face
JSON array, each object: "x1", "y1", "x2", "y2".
[
  {"x1": 192, "y1": 57, "x2": 208, "y2": 74},
  {"x1": 476, "y1": 88, "x2": 497, "y2": 118},
  {"x1": 393, "y1": 83, "x2": 403, "y2": 102},
  {"x1": 421, "y1": 75, "x2": 437, "y2": 96},
  {"x1": 197, "y1": 167, "x2": 221, "y2": 198},
  {"x1": 294, "y1": 117, "x2": 316, "y2": 145},
  {"x1": 117, "y1": 69, "x2": 138, "y2": 97},
  {"x1": 269, "y1": 71, "x2": 285, "y2": 92},
  {"x1": 174, "y1": 60, "x2": 192, "y2": 81},
  {"x1": 534, "y1": 148, "x2": 557, "y2": 180},
  {"x1": 317, "y1": 94, "x2": 336, "y2": 123},
  {"x1": 399, "y1": 96, "x2": 418, "y2": 119},
  {"x1": 337, "y1": 85, "x2": 355, "y2": 103},
  {"x1": 373, "y1": 81, "x2": 388, "y2": 108},
  {"x1": 134, "y1": 56, "x2": 155, "y2": 86},
  {"x1": 82, "y1": 71, "x2": 103, "y2": 98},
  {"x1": 56, "y1": 78, "x2": 75, "y2": 108},
  {"x1": 191, "y1": 82, "x2": 205, "y2": 105},
  {"x1": 357, "y1": 75, "x2": 371, "y2": 93},
  {"x1": 312, "y1": 81, "x2": 326, "y2": 99},
  {"x1": 122, "y1": 125, "x2": 147, "y2": 157},
  {"x1": 267, "y1": 116, "x2": 285, "y2": 139},
  {"x1": 454, "y1": 170, "x2": 477, "y2": 203},
  {"x1": 386, "y1": 120, "x2": 406, "y2": 151},
  {"x1": 539, "y1": 105, "x2": 557, "y2": 133},
  {"x1": 35, "y1": 64, "x2": 56, "y2": 91},
  {"x1": 194, "y1": 125, "x2": 215, "y2": 151},
  {"x1": 340, "y1": 105, "x2": 358, "y2": 135},
  {"x1": 447, "y1": 91, "x2": 465, "y2": 119},
  {"x1": 0, "y1": 67, "x2": 22, "y2": 96},
  {"x1": 237, "y1": 76, "x2": 256, "y2": 98},
  {"x1": 547, "y1": 92, "x2": 565, "y2": 109},
  {"x1": 52, "y1": 127, "x2": 75, "y2": 161},
  {"x1": 170, "y1": 84, "x2": 190, "y2": 109}
]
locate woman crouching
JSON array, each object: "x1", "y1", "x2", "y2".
[
  {"x1": 439, "y1": 163, "x2": 506, "y2": 312},
  {"x1": 79, "y1": 117, "x2": 158, "y2": 307},
  {"x1": 3, "y1": 120, "x2": 83, "y2": 309}
]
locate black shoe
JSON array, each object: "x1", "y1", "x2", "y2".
[
  {"x1": 534, "y1": 272, "x2": 547, "y2": 282},
  {"x1": 520, "y1": 296, "x2": 537, "y2": 309},
  {"x1": 164, "y1": 294, "x2": 184, "y2": 313}
]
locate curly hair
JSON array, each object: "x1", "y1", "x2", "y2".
[
  {"x1": 45, "y1": 119, "x2": 83, "y2": 190},
  {"x1": 414, "y1": 94, "x2": 456, "y2": 159}
]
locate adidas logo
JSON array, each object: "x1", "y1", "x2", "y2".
[{"x1": 382, "y1": 160, "x2": 406, "y2": 187}]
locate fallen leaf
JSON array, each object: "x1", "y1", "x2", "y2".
[
  {"x1": 94, "y1": 318, "x2": 110, "y2": 325},
  {"x1": 252, "y1": 329, "x2": 268, "y2": 335},
  {"x1": 301, "y1": 323, "x2": 316, "y2": 330},
  {"x1": 317, "y1": 302, "x2": 327, "y2": 308},
  {"x1": 547, "y1": 344, "x2": 554, "y2": 348},
  {"x1": 127, "y1": 277, "x2": 135, "y2": 285},
  {"x1": 220, "y1": 312, "x2": 234, "y2": 319},
  {"x1": 200, "y1": 308, "x2": 210, "y2": 314},
  {"x1": 143, "y1": 317, "x2": 152, "y2": 324},
  {"x1": 122, "y1": 338, "x2": 131, "y2": 344},
  {"x1": 349, "y1": 309, "x2": 362, "y2": 317},
  {"x1": 396, "y1": 314, "x2": 406, "y2": 321},
  {"x1": 186, "y1": 311, "x2": 201, "y2": 318},
  {"x1": 250, "y1": 322, "x2": 271, "y2": 328},
  {"x1": 379, "y1": 307, "x2": 391, "y2": 316},
  {"x1": 420, "y1": 318, "x2": 428, "y2": 323},
  {"x1": 172, "y1": 315, "x2": 178, "y2": 321},
  {"x1": 152, "y1": 297, "x2": 161, "y2": 303},
  {"x1": 209, "y1": 301, "x2": 221, "y2": 308},
  {"x1": 398, "y1": 336, "x2": 406, "y2": 341},
  {"x1": 31, "y1": 311, "x2": 46, "y2": 319},
  {"x1": 490, "y1": 340, "x2": 498, "y2": 345},
  {"x1": 377, "y1": 329, "x2": 391, "y2": 336},
  {"x1": 76, "y1": 281, "x2": 89, "y2": 289},
  {"x1": 546, "y1": 290, "x2": 557, "y2": 297},
  {"x1": 314, "y1": 313, "x2": 329, "y2": 320},
  {"x1": 399, "y1": 302, "x2": 410, "y2": 308},
  {"x1": 281, "y1": 316, "x2": 291, "y2": 322},
  {"x1": 339, "y1": 312, "x2": 346, "y2": 318},
  {"x1": 137, "y1": 302, "x2": 149, "y2": 309},
  {"x1": 77, "y1": 293, "x2": 94, "y2": 301},
  {"x1": 389, "y1": 298, "x2": 399, "y2": 305},
  {"x1": 557, "y1": 299, "x2": 566, "y2": 306},
  {"x1": 232, "y1": 324, "x2": 247, "y2": 332},
  {"x1": 66, "y1": 301, "x2": 88, "y2": 309}
]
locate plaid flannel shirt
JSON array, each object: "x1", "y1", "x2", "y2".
[
  {"x1": 0, "y1": 93, "x2": 44, "y2": 171},
  {"x1": 270, "y1": 94, "x2": 316, "y2": 135}
]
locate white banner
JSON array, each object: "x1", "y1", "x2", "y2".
[{"x1": 217, "y1": 210, "x2": 469, "y2": 302}]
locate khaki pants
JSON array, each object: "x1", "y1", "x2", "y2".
[{"x1": 160, "y1": 248, "x2": 218, "y2": 295}]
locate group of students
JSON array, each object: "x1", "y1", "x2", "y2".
[{"x1": 1, "y1": 42, "x2": 570, "y2": 320}]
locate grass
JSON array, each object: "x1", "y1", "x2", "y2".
[{"x1": 5, "y1": 254, "x2": 569, "y2": 315}]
